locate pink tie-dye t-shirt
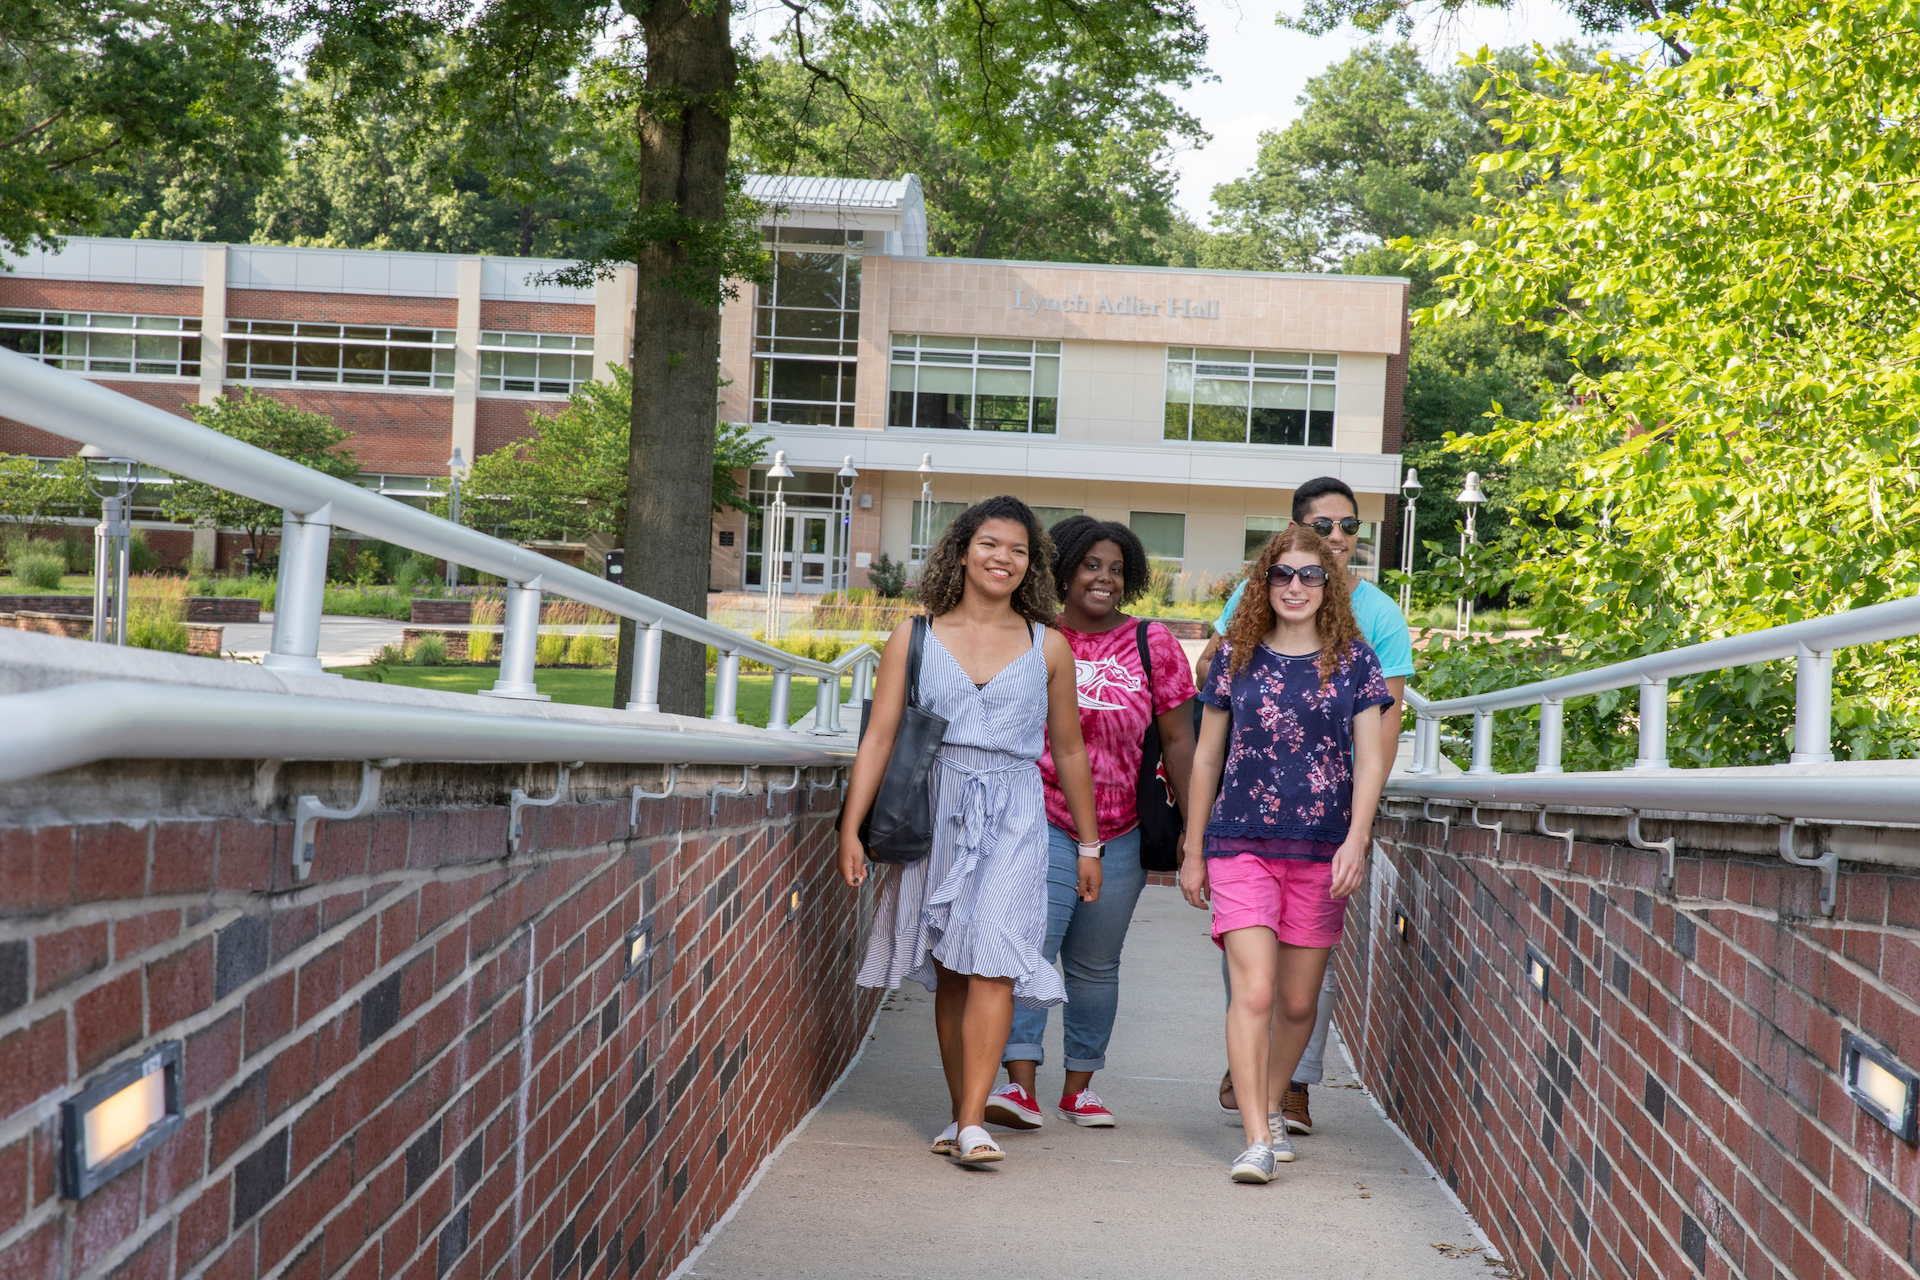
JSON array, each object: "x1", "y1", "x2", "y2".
[{"x1": 1039, "y1": 620, "x2": 1198, "y2": 840}]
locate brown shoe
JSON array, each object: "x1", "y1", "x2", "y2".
[
  {"x1": 1280, "y1": 1082, "x2": 1314, "y2": 1135},
  {"x1": 1218, "y1": 1068, "x2": 1238, "y2": 1116}
]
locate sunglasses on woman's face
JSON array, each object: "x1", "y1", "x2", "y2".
[
  {"x1": 1266, "y1": 563, "x2": 1329, "y2": 587},
  {"x1": 1302, "y1": 517, "x2": 1364, "y2": 537}
]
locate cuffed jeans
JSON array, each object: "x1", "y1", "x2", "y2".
[
  {"x1": 1221, "y1": 952, "x2": 1337, "y2": 1085},
  {"x1": 1001, "y1": 826, "x2": 1148, "y2": 1072}
]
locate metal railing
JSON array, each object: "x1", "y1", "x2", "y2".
[
  {"x1": 1386, "y1": 594, "x2": 1920, "y2": 915},
  {"x1": 1397, "y1": 593, "x2": 1920, "y2": 777},
  {"x1": 0, "y1": 349, "x2": 878, "y2": 731}
]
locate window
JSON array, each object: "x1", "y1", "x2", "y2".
[
  {"x1": 0, "y1": 311, "x2": 201, "y2": 377},
  {"x1": 1129, "y1": 511, "x2": 1186, "y2": 561},
  {"x1": 910, "y1": 500, "x2": 968, "y2": 561},
  {"x1": 888, "y1": 335, "x2": 1061, "y2": 433},
  {"x1": 1164, "y1": 347, "x2": 1337, "y2": 446},
  {"x1": 1030, "y1": 506, "x2": 1085, "y2": 532},
  {"x1": 752, "y1": 227, "x2": 863, "y2": 426},
  {"x1": 1244, "y1": 515, "x2": 1288, "y2": 562},
  {"x1": 480, "y1": 332, "x2": 595, "y2": 396},
  {"x1": 226, "y1": 321, "x2": 454, "y2": 390}
]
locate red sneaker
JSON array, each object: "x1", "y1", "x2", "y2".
[
  {"x1": 1056, "y1": 1089, "x2": 1116, "y2": 1127},
  {"x1": 985, "y1": 1082, "x2": 1044, "y2": 1129}
]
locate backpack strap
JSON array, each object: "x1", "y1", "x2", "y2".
[{"x1": 1136, "y1": 618, "x2": 1154, "y2": 704}]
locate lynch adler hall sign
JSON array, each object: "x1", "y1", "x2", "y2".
[{"x1": 1011, "y1": 289, "x2": 1220, "y2": 320}]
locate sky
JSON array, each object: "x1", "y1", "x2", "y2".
[{"x1": 1166, "y1": 0, "x2": 1596, "y2": 221}]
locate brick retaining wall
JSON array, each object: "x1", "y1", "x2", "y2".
[
  {"x1": 0, "y1": 597, "x2": 259, "y2": 624},
  {"x1": 0, "y1": 763, "x2": 873, "y2": 1280},
  {"x1": 1343, "y1": 807, "x2": 1920, "y2": 1280}
]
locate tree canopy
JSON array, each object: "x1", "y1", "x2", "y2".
[
  {"x1": 0, "y1": 0, "x2": 283, "y2": 257},
  {"x1": 1414, "y1": 0, "x2": 1920, "y2": 764}
]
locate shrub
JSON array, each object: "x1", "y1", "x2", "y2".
[
  {"x1": 127, "y1": 530, "x2": 160, "y2": 574},
  {"x1": 372, "y1": 641, "x2": 408, "y2": 665},
  {"x1": 59, "y1": 529, "x2": 90, "y2": 572},
  {"x1": 408, "y1": 633, "x2": 449, "y2": 666},
  {"x1": 9, "y1": 548, "x2": 64, "y2": 591},
  {"x1": 867, "y1": 552, "x2": 912, "y2": 599},
  {"x1": 467, "y1": 597, "x2": 501, "y2": 664},
  {"x1": 126, "y1": 575, "x2": 190, "y2": 653}
]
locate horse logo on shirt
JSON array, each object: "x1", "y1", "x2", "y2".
[{"x1": 1075, "y1": 658, "x2": 1143, "y2": 711}]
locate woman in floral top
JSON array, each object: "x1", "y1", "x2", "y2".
[{"x1": 1179, "y1": 525, "x2": 1392, "y2": 1184}]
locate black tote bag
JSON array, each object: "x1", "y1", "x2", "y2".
[
  {"x1": 852, "y1": 615, "x2": 949, "y2": 866},
  {"x1": 1134, "y1": 619, "x2": 1184, "y2": 872}
]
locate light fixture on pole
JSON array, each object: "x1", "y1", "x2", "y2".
[
  {"x1": 1455, "y1": 470, "x2": 1487, "y2": 637},
  {"x1": 915, "y1": 453, "x2": 934, "y2": 566},
  {"x1": 1398, "y1": 466, "x2": 1423, "y2": 617},
  {"x1": 764, "y1": 450, "x2": 793, "y2": 637},
  {"x1": 79, "y1": 445, "x2": 137, "y2": 647},
  {"x1": 444, "y1": 447, "x2": 466, "y2": 590},
  {"x1": 834, "y1": 456, "x2": 859, "y2": 592}
]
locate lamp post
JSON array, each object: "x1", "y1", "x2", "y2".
[
  {"x1": 1455, "y1": 470, "x2": 1487, "y2": 637},
  {"x1": 764, "y1": 450, "x2": 793, "y2": 637},
  {"x1": 915, "y1": 453, "x2": 934, "y2": 567},
  {"x1": 444, "y1": 447, "x2": 466, "y2": 590},
  {"x1": 79, "y1": 445, "x2": 137, "y2": 646},
  {"x1": 834, "y1": 455, "x2": 858, "y2": 592},
  {"x1": 1398, "y1": 465, "x2": 1422, "y2": 617}
]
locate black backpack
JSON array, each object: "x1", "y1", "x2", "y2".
[{"x1": 1134, "y1": 620, "x2": 1184, "y2": 872}]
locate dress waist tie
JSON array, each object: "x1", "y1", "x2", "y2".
[{"x1": 925, "y1": 755, "x2": 1029, "y2": 910}]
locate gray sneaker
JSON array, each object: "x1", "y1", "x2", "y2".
[
  {"x1": 1265, "y1": 1116, "x2": 1297, "y2": 1162},
  {"x1": 1230, "y1": 1142, "x2": 1277, "y2": 1183}
]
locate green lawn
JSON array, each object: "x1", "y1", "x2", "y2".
[{"x1": 327, "y1": 665, "x2": 846, "y2": 728}]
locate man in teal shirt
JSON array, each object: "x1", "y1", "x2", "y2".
[{"x1": 1192, "y1": 476, "x2": 1414, "y2": 1140}]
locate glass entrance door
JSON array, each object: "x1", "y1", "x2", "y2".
[{"x1": 793, "y1": 516, "x2": 829, "y2": 590}]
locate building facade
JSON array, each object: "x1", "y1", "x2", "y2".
[{"x1": 1, "y1": 175, "x2": 1407, "y2": 588}]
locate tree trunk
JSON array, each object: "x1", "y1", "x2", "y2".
[{"x1": 613, "y1": 0, "x2": 734, "y2": 716}]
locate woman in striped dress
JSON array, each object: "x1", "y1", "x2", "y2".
[{"x1": 842, "y1": 495, "x2": 1101, "y2": 1167}]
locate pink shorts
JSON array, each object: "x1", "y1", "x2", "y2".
[{"x1": 1208, "y1": 854, "x2": 1349, "y2": 949}]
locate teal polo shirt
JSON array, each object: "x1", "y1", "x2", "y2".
[{"x1": 1213, "y1": 575, "x2": 1415, "y2": 679}]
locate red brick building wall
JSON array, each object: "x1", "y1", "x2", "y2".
[
  {"x1": 1342, "y1": 810, "x2": 1920, "y2": 1279},
  {"x1": 0, "y1": 765, "x2": 875, "y2": 1280},
  {"x1": 478, "y1": 304, "x2": 593, "y2": 335},
  {"x1": 0, "y1": 281, "x2": 204, "y2": 318},
  {"x1": 476, "y1": 400, "x2": 565, "y2": 458},
  {"x1": 227, "y1": 292, "x2": 458, "y2": 330}
]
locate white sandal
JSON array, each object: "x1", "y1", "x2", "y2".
[
  {"x1": 930, "y1": 1122, "x2": 960, "y2": 1156},
  {"x1": 954, "y1": 1124, "x2": 1004, "y2": 1165}
]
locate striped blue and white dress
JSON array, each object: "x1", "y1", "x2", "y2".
[{"x1": 856, "y1": 622, "x2": 1064, "y2": 1008}]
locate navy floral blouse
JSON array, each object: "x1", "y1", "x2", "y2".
[{"x1": 1197, "y1": 639, "x2": 1393, "y2": 851}]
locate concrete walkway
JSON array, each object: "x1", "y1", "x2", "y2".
[
  {"x1": 220, "y1": 613, "x2": 406, "y2": 666},
  {"x1": 686, "y1": 886, "x2": 1502, "y2": 1279}
]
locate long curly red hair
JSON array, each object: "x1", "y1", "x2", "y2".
[{"x1": 1223, "y1": 524, "x2": 1363, "y2": 686}]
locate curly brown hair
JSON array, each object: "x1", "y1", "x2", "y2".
[
  {"x1": 914, "y1": 495, "x2": 1059, "y2": 626},
  {"x1": 1223, "y1": 524, "x2": 1363, "y2": 686}
]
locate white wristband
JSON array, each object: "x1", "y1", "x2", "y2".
[{"x1": 1077, "y1": 842, "x2": 1104, "y2": 859}]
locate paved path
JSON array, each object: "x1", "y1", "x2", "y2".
[
  {"x1": 220, "y1": 613, "x2": 406, "y2": 666},
  {"x1": 686, "y1": 885, "x2": 1502, "y2": 1279}
]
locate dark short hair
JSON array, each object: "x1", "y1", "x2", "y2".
[
  {"x1": 1048, "y1": 516, "x2": 1151, "y2": 605},
  {"x1": 1291, "y1": 476, "x2": 1358, "y2": 523}
]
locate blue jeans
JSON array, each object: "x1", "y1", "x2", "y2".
[{"x1": 1001, "y1": 826, "x2": 1149, "y2": 1073}]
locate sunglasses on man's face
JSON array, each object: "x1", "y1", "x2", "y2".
[
  {"x1": 1301, "y1": 517, "x2": 1364, "y2": 537},
  {"x1": 1266, "y1": 563, "x2": 1330, "y2": 587}
]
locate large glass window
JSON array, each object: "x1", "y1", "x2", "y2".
[
  {"x1": 1130, "y1": 511, "x2": 1186, "y2": 562},
  {"x1": 910, "y1": 500, "x2": 969, "y2": 561},
  {"x1": 0, "y1": 311, "x2": 201, "y2": 377},
  {"x1": 1030, "y1": 506, "x2": 1085, "y2": 532},
  {"x1": 888, "y1": 335, "x2": 1061, "y2": 433},
  {"x1": 480, "y1": 332, "x2": 595, "y2": 396},
  {"x1": 226, "y1": 321, "x2": 455, "y2": 390},
  {"x1": 752, "y1": 227, "x2": 862, "y2": 426},
  {"x1": 1164, "y1": 347, "x2": 1337, "y2": 446}
]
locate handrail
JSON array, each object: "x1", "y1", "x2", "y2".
[
  {"x1": 0, "y1": 682, "x2": 852, "y2": 786},
  {"x1": 1398, "y1": 592, "x2": 1920, "y2": 775},
  {"x1": 0, "y1": 349, "x2": 877, "y2": 727}
]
